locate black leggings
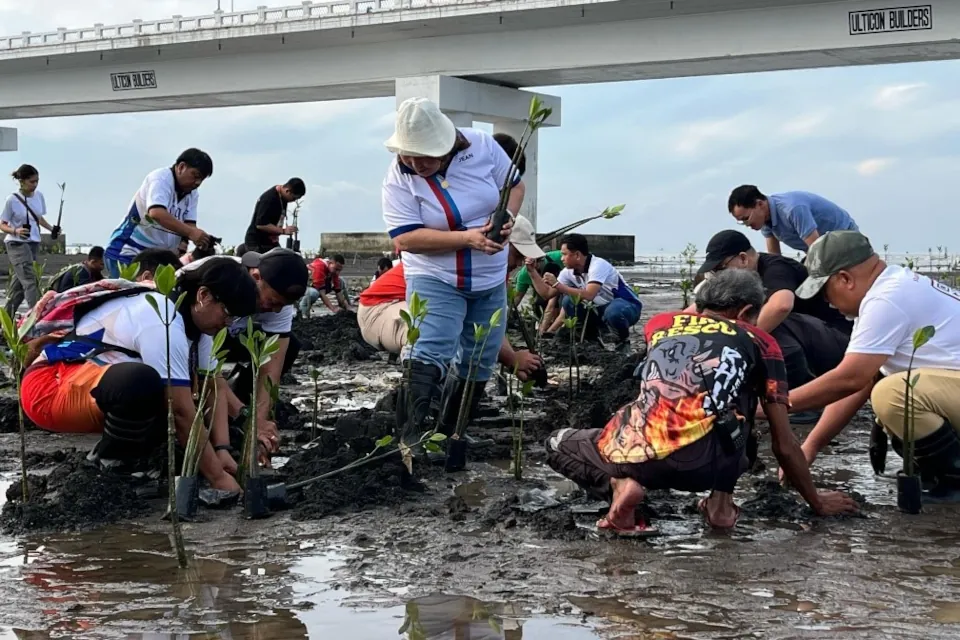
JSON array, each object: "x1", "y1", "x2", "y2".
[
  {"x1": 90, "y1": 362, "x2": 165, "y2": 421},
  {"x1": 224, "y1": 333, "x2": 301, "y2": 405}
]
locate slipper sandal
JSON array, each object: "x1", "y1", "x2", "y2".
[
  {"x1": 596, "y1": 515, "x2": 660, "y2": 538},
  {"x1": 697, "y1": 497, "x2": 741, "y2": 530}
]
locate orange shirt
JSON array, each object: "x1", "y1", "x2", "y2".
[{"x1": 359, "y1": 263, "x2": 406, "y2": 306}]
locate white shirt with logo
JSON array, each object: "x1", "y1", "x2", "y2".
[
  {"x1": 558, "y1": 255, "x2": 639, "y2": 308},
  {"x1": 382, "y1": 128, "x2": 517, "y2": 292},
  {"x1": 36, "y1": 291, "x2": 209, "y2": 387},
  {"x1": 847, "y1": 265, "x2": 960, "y2": 375},
  {"x1": 106, "y1": 168, "x2": 199, "y2": 263},
  {"x1": 2, "y1": 191, "x2": 46, "y2": 244}
]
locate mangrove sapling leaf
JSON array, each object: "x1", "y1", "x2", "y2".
[
  {"x1": 31, "y1": 261, "x2": 46, "y2": 292},
  {"x1": 181, "y1": 328, "x2": 230, "y2": 479},
  {"x1": 0, "y1": 308, "x2": 29, "y2": 502},
  {"x1": 375, "y1": 435, "x2": 395, "y2": 448},
  {"x1": 902, "y1": 325, "x2": 936, "y2": 478},
  {"x1": 118, "y1": 262, "x2": 141, "y2": 281},
  {"x1": 147, "y1": 263, "x2": 188, "y2": 568}
]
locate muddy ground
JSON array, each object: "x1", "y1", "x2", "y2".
[{"x1": 1, "y1": 290, "x2": 960, "y2": 638}]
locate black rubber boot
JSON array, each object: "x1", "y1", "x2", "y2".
[
  {"x1": 913, "y1": 422, "x2": 960, "y2": 491},
  {"x1": 395, "y1": 360, "x2": 443, "y2": 449},
  {"x1": 89, "y1": 413, "x2": 157, "y2": 473},
  {"x1": 437, "y1": 378, "x2": 490, "y2": 472}
]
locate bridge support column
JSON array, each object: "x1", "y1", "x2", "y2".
[
  {"x1": 395, "y1": 75, "x2": 561, "y2": 230},
  {"x1": 0, "y1": 128, "x2": 16, "y2": 152}
]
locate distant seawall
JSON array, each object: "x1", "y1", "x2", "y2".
[{"x1": 320, "y1": 232, "x2": 636, "y2": 264}]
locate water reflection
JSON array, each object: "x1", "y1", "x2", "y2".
[{"x1": 400, "y1": 595, "x2": 518, "y2": 639}]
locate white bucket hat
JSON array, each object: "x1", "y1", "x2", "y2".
[
  {"x1": 509, "y1": 215, "x2": 545, "y2": 259},
  {"x1": 384, "y1": 97, "x2": 457, "y2": 158}
]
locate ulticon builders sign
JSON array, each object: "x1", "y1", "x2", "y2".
[
  {"x1": 849, "y1": 6, "x2": 933, "y2": 35},
  {"x1": 110, "y1": 70, "x2": 158, "y2": 91}
]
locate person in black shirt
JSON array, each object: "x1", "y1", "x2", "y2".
[
  {"x1": 48, "y1": 246, "x2": 105, "y2": 293},
  {"x1": 242, "y1": 178, "x2": 306, "y2": 254},
  {"x1": 697, "y1": 230, "x2": 850, "y2": 393}
]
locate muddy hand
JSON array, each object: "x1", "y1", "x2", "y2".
[
  {"x1": 217, "y1": 449, "x2": 238, "y2": 476},
  {"x1": 259, "y1": 419, "x2": 280, "y2": 454},
  {"x1": 211, "y1": 471, "x2": 242, "y2": 494},
  {"x1": 188, "y1": 227, "x2": 214, "y2": 249},
  {"x1": 814, "y1": 490, "x2": 859, "y2": 517},
  {"x1": 514, "y1": 350, "x2": 543, "y2": 381},
  {"x1": 465, "y1": 227, "x2": 503, "y2": 255}
]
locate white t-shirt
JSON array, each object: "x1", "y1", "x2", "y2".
[
  {"x1": 36, "y1": 291, "x2": 212, "y2": 387},
  {"x1": 382, "y1": 128, "x2": 517, "y2": 292},
  {"x1": 106, "y1": 168, "x2": 199, "y2": 263},
  {"x1": 557, "y1": 255, "x2": 639, "y2": 308},
  {"x1": 1, "y1": 191, "x2": 46, "y2": 244},
  {"x1": 847, "y1": 266, "x2": 960, "y2": 375}
]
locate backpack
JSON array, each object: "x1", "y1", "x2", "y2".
[{"x1": 20, "y1": 279, "x2": 157, "y2": 366}]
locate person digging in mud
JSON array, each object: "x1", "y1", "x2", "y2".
[
  {"x1": 545, "y1": 269, "x2": 858, "y2": 534},
  {"x1": 382, "y1": 97, "x2": 520, "y2": 462},
  {"x1": 785, "y1": 231, "x2": 960, "y2": 492},
  {"x1": 356, "y1": 217, "x2": 545, "y2": 381},
  {"x1": 178, "y1": 248, "x2": 309, "y2": 470},
  {"x1": 19, "y1": 257, "x2": 259, "y2": 493},
  {"x1": 526, "y1": 233, "x2": 642, "y2": 353},
  {"x1": 694, "y1": 229, "x2": 852, "y2": 424},
  {"x1": 104, "y1": 148, "x2": 216, "y2": 278},
  {"x1": 300, "y1": 254, "x2": 351, "y2": 317}
]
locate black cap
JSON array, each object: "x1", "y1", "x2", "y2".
[
  {"x1": 697, "y1": 230, "x2": 753, "y2": 275},
  {"x1": 242, "y1": 248, "x2": 308, "y2": 303}
]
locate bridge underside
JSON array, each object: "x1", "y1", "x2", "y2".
[{"x1": 0, "y1": 0, "x2": 958, "y2": 119}]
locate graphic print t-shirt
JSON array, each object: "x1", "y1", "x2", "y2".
[{"x1": 597, "y1": 312, "x2": 788, "y2": 464}]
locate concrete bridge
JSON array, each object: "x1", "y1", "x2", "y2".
[{"x1": 2, "y1": 0, "x2": 959, "y2": 226}]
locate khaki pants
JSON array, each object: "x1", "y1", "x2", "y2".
[
  {"x1": 872, "y1": 368, "x2": 960, "y2": 439},
  {"x1": 357, "y1": 301, "x2": 407, "y2": 354}
]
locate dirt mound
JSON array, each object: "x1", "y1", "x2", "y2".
[
  {"x1": 0, "y1": 396, "x2": 33, "y2": 434},
  {"x1": 0, "y1": 452, "x2": 151, "y2": 534},
  {"x1": 294, "y1": 312, "x2": 380, "y2": 363}
]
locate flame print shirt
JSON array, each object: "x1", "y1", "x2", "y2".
[{"x1": 597, "y1": 312, "x2": 788, "y2": 464}]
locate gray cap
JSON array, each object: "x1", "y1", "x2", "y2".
[{"x1": 796, "y1": 231, "x2": 875, "y2": 299}]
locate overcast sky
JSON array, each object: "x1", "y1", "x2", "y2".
[{"x1": 2, "y1": 0, "x2": 958, "y2": 256}]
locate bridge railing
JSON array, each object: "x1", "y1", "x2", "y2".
[{"x1": 0, "y1": 0, "x2": 494, "y2": 50}]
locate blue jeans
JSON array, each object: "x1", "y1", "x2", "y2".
[
  {"x1": 406, "y1": 275, "x2": 507, "y2": 381},
  {"x1": 561, "y1": 296, "x2": 641, "y2": 342},
  {"x1": 299, "y1": 287, "x2": 321, "y2": 315}
]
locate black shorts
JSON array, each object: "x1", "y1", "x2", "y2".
[{"x1": 545, "y1": 428, "x2": 748, "y2": 500}]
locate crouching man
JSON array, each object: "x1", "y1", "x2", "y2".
[
  {"x1": 787, "y1": 231, "x2": 960, "y2": 490},
  {"x1": 545, "y1": 269, "x2": 857, "y2": 533}
]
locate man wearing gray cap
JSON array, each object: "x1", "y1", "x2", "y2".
[{"x1": 787, "y1": 231, "x2": 960, "y2": 490}]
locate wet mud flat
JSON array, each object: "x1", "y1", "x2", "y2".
[{"x1": 1, "y1": 299, "x2": 960, "y2": 637}]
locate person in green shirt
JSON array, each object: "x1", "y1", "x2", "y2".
[{"x1": 513, "y1": 249, "x2": 563, "y2": 331}]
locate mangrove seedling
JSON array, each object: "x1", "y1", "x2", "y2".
[
  {"x1": 0, "y1": 308, "x2": 36, "y2": 501},
  {"x1": 509, "y1": 367, "x2": 535, "y2": 481},
  {"x1": 398, "y1": 292, "x2": 428, "y2": 471},
  {"x1": 485, "y1": 96, "x2": 553, "y2": 242},
  {"x1": 679, "y1": 243, "x2": 698, "y2": 308},
  {"x1": 579, "y1": 300, "x2": 596, "y2": 344},
  {"x1": 309, "y1": 367, "x2": 321, "y2": 442},
  {"x1": 448, "y1": 308, "x2": 503, "y2": 471},
  {"x1": 30, "y1": 261, "x2": 46, "y2": 294},
  {"x1": 118, "y1": 262, "x2": 142, "y2": 281},
  {"x1": 563, "y1": 314, "x2": 579, "y2": 400},
  {"x1": 536, "y1": 203, "x2": 626, "y2": 248},
  {"x1": 237, "y1": 320, "x2": 281, "y2": 519},
  {"x1": 144, "y1": 263, "x2": 190, "y2": 568},
  {"x1": 177, "y1": 327, "x2": 230, "y2": 519},
  {"x1": 899, "y1": 325, "x2": 936, "y2": 514}
]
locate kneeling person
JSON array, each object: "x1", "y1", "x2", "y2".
[
  {"x1": 545, "y1": 269, "x2": 857, "y2": 532},
  {"x1": 20, "y1": 258, "x2": 260, "y2": 492}
]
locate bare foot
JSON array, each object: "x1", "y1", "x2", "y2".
[
  {"x1": 699, "y1": 492, "x2": 740, "y2": 529},
  {"x1": 606, "y1": 477, "x2": 645, "y2": 529}
]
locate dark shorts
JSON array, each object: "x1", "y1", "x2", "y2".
[
  {"x1": 772, "y1": 313, "x2": 849, "y2": 389},
  {"x1": 545, "y1": 428, "x2": 748, "y2": 500}
]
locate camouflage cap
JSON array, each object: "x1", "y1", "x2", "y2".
[{"x1": 796, "y1": 230, "x2": 875, "y2": 299}]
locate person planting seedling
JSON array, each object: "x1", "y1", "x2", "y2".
[{"x1": 785, "y1": 231, "x2": 960, "y2": 497}]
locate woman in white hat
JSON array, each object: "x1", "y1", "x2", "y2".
[{"x1": 383, "y1": 97, "x2": 524, "y2": 452}]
